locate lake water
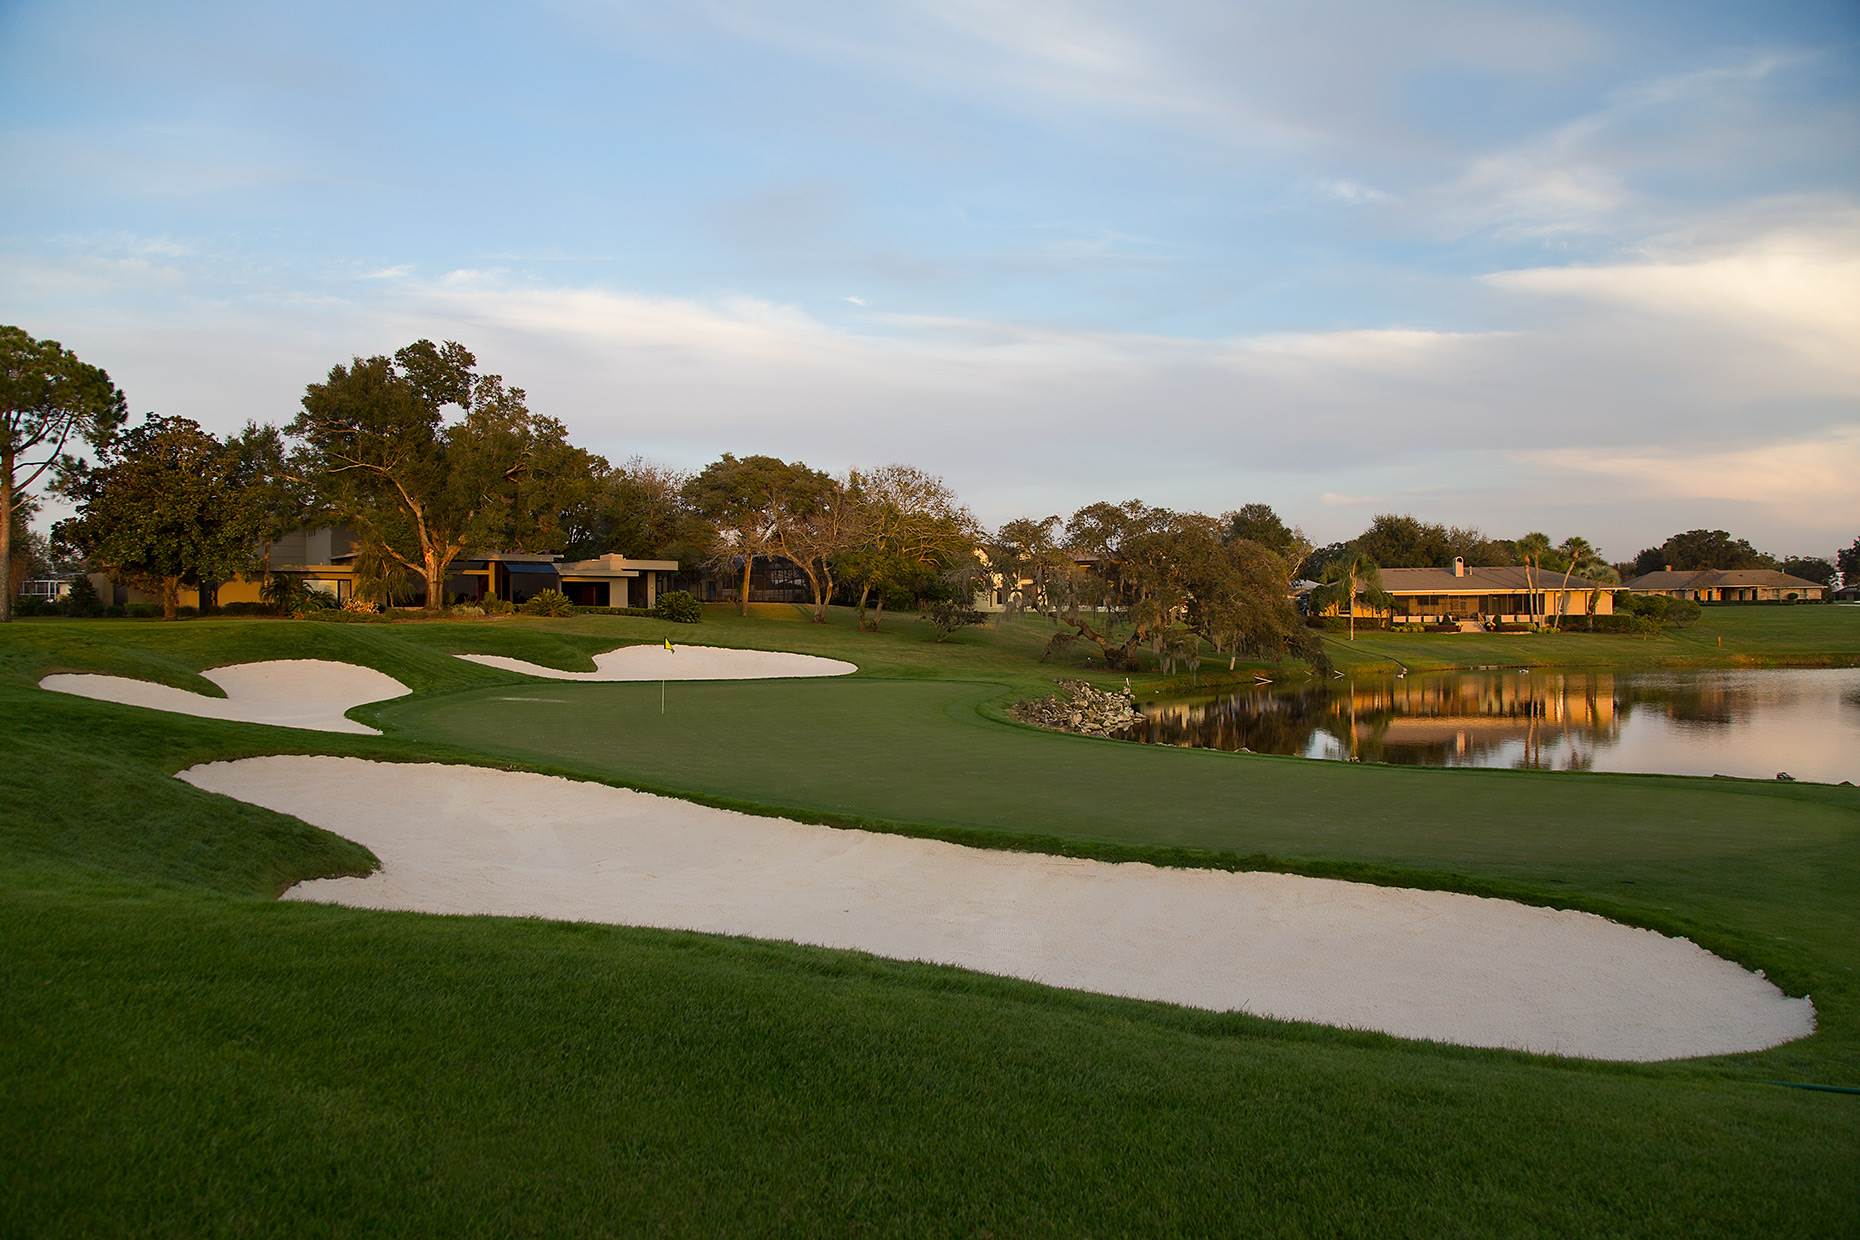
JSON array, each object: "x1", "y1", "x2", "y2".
[{"x1": 1127, "y1": 666, "x2": 1860, "y2": 784}]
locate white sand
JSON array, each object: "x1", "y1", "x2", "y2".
[
  {"x1": 180, "y1": 755, "x2": 1814, "y2": 1061},
  {"x1": 41, "y1": 660, "x2": 408, "y2": 735},
  {"x1": 456, "y1": 644, "x2": 856, "y2": 681}
]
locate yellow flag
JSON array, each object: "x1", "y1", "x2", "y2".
[{"x1": 664, "y1": 638, "x2": 674, "y2": 653}]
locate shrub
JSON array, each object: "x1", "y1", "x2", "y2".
[
  {"x1": 520, "y1": 588, "x2": 574, "y2": 617},
  {"x1": 217, "y1": 601, "x2": 271, "y2": 616},
  {"x1": 64, "y1": 575, "x2": 103, "y2": 618},
  {"x1": 572, "y1": 606, "x2": 659, "y2": 618},
  {"x1": 124, "y1": 602, "x2": 161, "y2": 619},
  {"x1": 1585, "y1": 613, "x2": 1658, "y2": 635},
  {"x1": 1305, "y1": 615, "x2": 1390, "y2": 632},
  {"x1": 104, "y1": 604, "x2": 126, "y2": 618},
  {"x1": 652, "y1": 590, "x2": 702, "y2": 624},
  {"x1": 341, "y1": 596, "x2": 379, "y2": 615},
  {"x1": 262, "y1": 574, "x2": 333, "y2": 614},
  {"x1": 922, "y1": 598, "x2": 985, "y2": 642},
  {"x1": 481, "y1": 596, "x2": 515, "y2": 616},
  {"x1": 450, "y1": 604, "x2": 485, "y2": 617},
  {"x1": 298, "y1": 607, "x2": 380, "y2": 623},
  {"x1": 12, "y1": 595, "x2": 56, "y2": 617}
]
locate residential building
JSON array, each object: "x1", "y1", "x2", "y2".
[
  {"x1": 108, "y1": 525, "x2": 677, "y2": 609},
  {"x1": 1621, "y1": 567, "x2": 1828, "y2": 602},
  {"x1": 1320, "y1": 558, "x2": 1619, "y2": 626}
]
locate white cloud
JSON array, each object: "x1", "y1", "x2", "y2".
[
  {"x1": 1521, "y1": 428, "x2": 1860, "y2": 521},
  {"x1": 842, "y1": 295, "x2": 867, "y2": 306},
  {"x1": 1315, "y1": 178, "x2": 1393, "y2": 206},
  {"x1": 360, "y1": 264, "x2": 413, "y2": 281}
]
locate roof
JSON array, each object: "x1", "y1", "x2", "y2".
[
  {"x1": 1375, "y1": 565, "x2": 1617, "y2": 594},
  {"x1": 1623, "y1": 568, "x2": 1827, "y2": 591}
]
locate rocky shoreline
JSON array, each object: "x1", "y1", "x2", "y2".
[{"x1": 1010, "y1": 680, "x2": 1144, "y2": 737}]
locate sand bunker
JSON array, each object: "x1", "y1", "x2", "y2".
[
  {"x1": 181, "y1": 755, "x2": 1813, "y2": 1061},
  {"x1": 456, "y1": 644, "x2": 855, "y2": 681},
  {"x1": 42, "y1": 660, "x2": 408, "y2": 735}
]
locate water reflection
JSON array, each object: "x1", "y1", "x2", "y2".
[{"x1": 1127, "y1": 667, "x2": 1860, "y2": 783}]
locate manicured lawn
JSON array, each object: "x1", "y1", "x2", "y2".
[
  {"x1": 1319, "y1": 603, "x2": 1860, "y2": 674},
  {"x1": 4, "y1": 611, "x2": 1858, "y2": 1233}
]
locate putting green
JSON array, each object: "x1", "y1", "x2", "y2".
[{"x1": 377, "y1": 677, "x2": 1851, "y2": 868}]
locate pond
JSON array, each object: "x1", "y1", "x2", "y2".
[{"x1": 1127, "y1": 667, "x2": 1860, "y2": 784}]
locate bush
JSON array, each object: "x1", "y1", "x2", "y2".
[
  {"x1": 11, "y1": 595, "x2": 56, "y2": 617},
  {"x1": 922, "y1": 598, "x2": 985, "y2": 642},
  {"x1": 652, "y1": 590, "x2": 702, "y2": 624},
  {"x1": 573, "y1": 606, "x2": 660, "y2": 618},
  {"x1": 298, "y1": 607, "x2": 381, "y2": 623},
  {"x1": 449, "y1": 604, "x2": 485, "y2": 617},
  {"x1": 1305, "y1": 615, "x2": 1390, "y2": 632},
  {"x1": 1584, "y1": 613, "x2": 1658, "y2": 635},
  {"x1": 520, "y1": 588, "x2": 574, "y2": 617},
  {"x1": 481, "y1": 596, "x2": 515, "y2": 616},
  {"x1": 1621, "y1": 592, "x2": 1701, "y2": 628},
  {"x1": 124, "y1": 602, "x2": 161, "y2": 619},
  {"x1": 262, "y1": 574, "x2": 333, "y2": 614},
  {"x1": 341, "y1": 596, "x2": 379, "y2": 615},
  {"x1": 217, "y1": 601, "x2": 271, "y2": 616},
  {"x1": 104, "y1": 604, "x2": 126, "y2": 618},
  {"x1": 64, "y1": 575, "x2": 103, "y2": 618}
]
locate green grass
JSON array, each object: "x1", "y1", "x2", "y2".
[
  {"x1": 1320, "y1": 604, "x2": 1860, "y2": 675},
  {"x1": 4, "y1": 609, "x2": 1859, "y2": 1233}
]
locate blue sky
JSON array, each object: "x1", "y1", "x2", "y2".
[{"x1": 3, "y1": 1, "x2": 1857, "y2": 558}]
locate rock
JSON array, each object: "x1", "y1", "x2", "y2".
[{"x1": 1010, "y1": 680, "x2": 1145, "y2": 738}]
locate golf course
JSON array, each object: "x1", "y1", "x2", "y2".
[{"x1": 4, "y1": 605, "x2": 1859, "y2": 1233}]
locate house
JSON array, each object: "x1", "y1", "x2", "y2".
[
  {"x1": 970, "y1": 549, "x2": 1109, "y2": 614},
  {"x1": 1323, "y1": 558, "x2": 1619, "y2": 625},
  {"x1": 108, "y1": 525, "x2": 677, "y2": 609},
  {"x1": 1621, "y1": 567, "x2": 1828, "y2": 603}
]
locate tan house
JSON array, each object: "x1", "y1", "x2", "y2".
[
  {"x1": 1321, "y1": 558, "x2": 1618, "y2": 626},
  {"x1": 1621, "y1": 567, "x2": 1827, "y2": 602}
]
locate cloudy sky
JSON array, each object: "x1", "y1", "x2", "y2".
[{"x1": 3, "y1": 1, "x2": 1857, "y2": 560}]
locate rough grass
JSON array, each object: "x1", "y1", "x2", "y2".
[{"x1": 3, "y1": 610, "x2": 1858, "y2": 1234}]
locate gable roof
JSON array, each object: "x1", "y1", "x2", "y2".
[
  {"x1": 1622, "y1": 568, "x2": 1827, "y2": 591},
  {"x1": 1376, "y1": 565, "x2": 1616, "y2": 594}
]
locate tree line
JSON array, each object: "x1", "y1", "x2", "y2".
[{"x1": 4, "y1": 326, "x2": 1853, "y2": 637}]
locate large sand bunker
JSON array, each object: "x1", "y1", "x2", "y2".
[
  {"x1": 181, "y1": 755, "x2": 1814, "y2": 1061},
  {"x1": 42, "y1": 660, "x2": 407, "y2": 735},
  {"x1": 456, "y1": 644, "x2": 855, "y2": 681}
]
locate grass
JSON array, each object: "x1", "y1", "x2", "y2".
[
  {"x1": 4, "y1": 607, "x2": 1859, "y2": 1233},
  {"x1": 1319, "y1": 604, "x2": 1860, "y2": 675}
]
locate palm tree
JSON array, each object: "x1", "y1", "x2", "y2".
[
  {"x1": 1312, "y1": 551, "x2": 1392, "y2": 641},
  {"x1": 1554, "y1": 536, "x2": 1616, "y2": 628},
  {"x1": 1515, "y1": 532, "x2": 1552, "y2": 628}
]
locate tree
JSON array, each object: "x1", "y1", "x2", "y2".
[
  {"x1": 1634, "y1": 529, "x2": 1775, "y2": 575},
  {"x1": 1222, "y1": 503, "x2": 1302, "y2": 561},
  {"x1": 56, "y1": 415, "x2": 260, "y2": 619},
  {"x1": 836, "y1": 465, "x2": 978, "y2": 629},
  {"x1": 0, "y1": 327, "x2": 126, "y2": 622},
  {"x1": 564, "y1": 456, "x2": 712, "y2": 563},
  {"x1": 288, "y1": 341, "x2": 572, "y2": 608},
  {"x1": 1309, "y1": 550, "x2": 1392, "y2": 641},
  {"x1": 216, "y1": 421, "x2": 308, "y2": 605},
  {"x1": 684, "y1": 454, "x2": 813, "y2": 616},
  {"x1": 1550, "y1": 535, "x2": 1616, "y2": 629},
  {"x1": 1838, "y1": 537, "x2": 1859, "y2": 588},
  {"x1": 981, "y1": 515, "x2": 1069, "y2": 621},
  {"x1": 764, "y1": 468, "x2": 860, "y2": 623},
  {"x1": 1780, "y1": 556, "x2": 1835, "y2": 588},
  {"x1": 1047, "y1": 506, "x2": 1317, "y2": 671},
  {"x1": 1513, "y1": 531, "x2": 1553, "y2": 627}
]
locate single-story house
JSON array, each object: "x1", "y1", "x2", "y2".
[
  {"x1": 1318, "y1": 558, "x2": 1619, "y2": 625},
  {"x1": 1621, "y1": 567, "x2": 1828, "y2": 603},
  {"x1": 108, "y1": 525, "x2": 677, "y2": 609}
]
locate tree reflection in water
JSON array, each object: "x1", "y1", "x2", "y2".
[{"x1": 1124, "y1": 668, "x2": 1860, "y2": 779}]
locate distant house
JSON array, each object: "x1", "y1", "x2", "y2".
[
  {"x1": 1321, "y1": 558, "x2": 1619, "y2": 626},
  {"x1": 1622, "y1": 567, "x2": 1827, "y2": 603},
  {"x1": 108, "y1": 525, "x2": 677, "y2": 609}
]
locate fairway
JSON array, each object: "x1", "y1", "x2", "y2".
[{"x1": 6, "y1": 613, "x2": 1860, "y2": 1233}]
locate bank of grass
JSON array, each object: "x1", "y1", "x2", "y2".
[
  {"x1": 1319, "y1": 603, "x2": 1860, "y2": 674},
  {"x1": 3, "y1": 612, "x2": 1858, "y2": 1233}
]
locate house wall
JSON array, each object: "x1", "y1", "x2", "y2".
[{"x1": 1325, "y1": 590, "x2": 1614, "y2": 623}]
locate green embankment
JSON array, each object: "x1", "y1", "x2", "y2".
[{"x1": 3, "y1": 609, "x2": 1857, "y2": 1233}]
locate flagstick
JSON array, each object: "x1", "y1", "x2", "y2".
[{"x1": 661, "y1": 679, "x2": 666, "y2": 715}]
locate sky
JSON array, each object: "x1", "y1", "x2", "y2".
[{"x1": 2, "y1": 1, "x2": 1858, "y2": 562}]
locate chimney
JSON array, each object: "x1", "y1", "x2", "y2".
[{"x1": 1453, "y1": 556, "x2": 1466, "y2": 578}]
